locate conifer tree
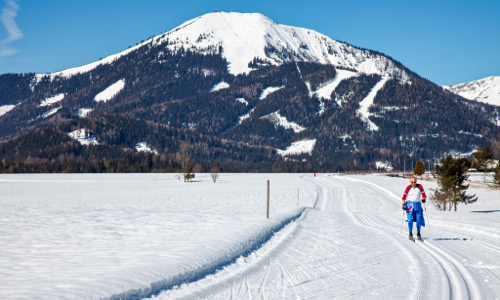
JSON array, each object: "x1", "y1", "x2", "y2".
[
  {"x1": 493, "y1": 161, "x2": 500, "y2": 186},
  {"x1": 432, "y1": 155, "x2": 477, "y2": 211},
  {"x1": 472, "y1": 146, "x2": 494, "y2": 171},
  {"x1": 413, "y1": 160, "x2": 425, "y2": 176}
]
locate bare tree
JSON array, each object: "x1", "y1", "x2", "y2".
[
  {"x1": 175, "y1": 142, "x2": 195, "y2": 182},
  {"x1": 193, "y1": 163, "x2": 203, "y2": 173},
  {"x1": 210, "y1": 166, "x2": 220, "y2": 183}
]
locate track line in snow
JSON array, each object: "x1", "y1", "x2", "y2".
[
  {"x1": 322, "y1": 175, "x2": 490, "y2": 299},
  {"x1": 147, "y1": 175, "x2": 498, "y2": 299},
  {"x1": 352, "y1": 210, "x2": 482, "y2": 299},
  {"x1": 417, "y1": 241, "x2": 483, "y2": 300},
  {"x1": 349, "y1": 212, "x2": 426, "y2": 300},
  {"x1": 110, "y1": 208, "x2": 306, "y2": 300}
]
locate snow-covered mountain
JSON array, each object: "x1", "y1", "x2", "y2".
[
  {"x1": 1, "y1": 12, "x2": 499, "y2": 170},
  {"x1": 444, "y1": 76, "x2": 500, "y2": 106},
  {"x1": 39, "y1": 12, "x2": 410, "y2": 80}
]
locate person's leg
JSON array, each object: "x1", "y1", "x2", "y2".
[
  {"x1": 415, "y1": 202, "x2": 423, "y2": 234},
  {"x1": 416, "y1": 211, "x2": 422, "y2": 233},
  {"x1": 407, "y1": 210, "x2": 414, "y2": 233}
]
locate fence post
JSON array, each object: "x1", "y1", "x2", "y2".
[{"x1": 267, "y1": 180, "x2": 270, "y2": 219}]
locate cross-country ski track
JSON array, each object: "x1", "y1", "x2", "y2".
[{"x1": 151, "y1": 174, "x2": 499, "y2": 300}]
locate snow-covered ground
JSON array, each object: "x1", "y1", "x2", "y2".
[
  {"x1": 40, "y1": 93, "x2": 65, "y2": 107},
  {"x1": 278, "y1": 139, "x2": 316, "y2": 156},
  {"x1": 260, "y1": 111, "x2": 306, "y2": 133},
  {"x1": 356, "y1": 76, "x2": 390, "y2": 131},
  {"x1": 314, "y1": 69, "x2": 358, "y2": 101},
  {"x1": 94, "y1": 79, "x2": 125, "y2": 102},
  {"x1": 68, "y1": 129, "x2": 99, "y2": 145},
  {"x1": 259, "y1": 86, "x2": 284, "y2": 100},
  {"x1": 210, "y1": 81, "x2": 230, "y2": 92},
  {"x1": 0, "y1": 104, "x2": 16, "y2": 117},
  {"x1": 0, "y1": 173, "x2": 499, "y2": 299}
]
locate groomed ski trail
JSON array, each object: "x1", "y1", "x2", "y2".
[{"x1": 149, "y1": 174, "x2": 499, "y2": 299}]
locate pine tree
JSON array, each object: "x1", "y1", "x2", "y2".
[
  {"x1": 432, "y1": 155, "x2": 477, "y2": 211},
  {"x1": 472, "y1": 146, "x2": 494, "y2": 171},
  {"x1": 493, "y1": 161, "x2": 500, "y2": 186},
  {"x1": 413, "y1": 160, "x2": 425, "y2": 176}
]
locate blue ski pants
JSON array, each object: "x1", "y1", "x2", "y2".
[{"x1": 406, "y1": 201, "x2": 425, "y2": 233}]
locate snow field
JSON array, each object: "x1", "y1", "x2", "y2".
[
  {"x1": 1, "y1": 173, "x2": 499, "y2": 299},
  {"x1": 153, "y1": 174, "x2": 500, "y2": 299},
  {"x1": 0, "y1": 173, "x2": 315, "y2": 299},
  {"x1": 0, "y1": 104, "x2": 16, "y2": 116}
]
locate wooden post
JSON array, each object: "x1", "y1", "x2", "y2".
[{"x1": 267, "y1": 180, "x2": 270, "y2": 219}]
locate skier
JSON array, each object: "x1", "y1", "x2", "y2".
[{"x1": 402, "y1": 176, "x2": 427, "y2": 241}]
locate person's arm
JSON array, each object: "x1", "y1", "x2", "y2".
[
  {"x1": 402, "y1": 185, "x2": 411, "y2": 209},
  {"x1": 418, "y1": 184, "x2": 427, "y2": 203}
]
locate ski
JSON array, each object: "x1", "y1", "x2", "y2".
[
  {"x1": 409, "y1": 236, "x2": 415, "y2": 242},
  {"x1": 417, "y1": 237, "x2": 424, "y2": 242}
]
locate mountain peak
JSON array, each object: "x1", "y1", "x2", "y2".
[
  {"x1": 444, "y1": 76, "x2": 500, "y2": 106},
  {"x1": 152, "y1": 11, "x2": 410, "y2": 78},
  {"x1": 39, "y1": 12, "x2": 410, "y2": 80}
]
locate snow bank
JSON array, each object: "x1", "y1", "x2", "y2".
[{"x1": 94, "y1": 79, "x2": 125, "y2": 102}]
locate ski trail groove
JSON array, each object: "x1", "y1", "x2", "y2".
[
  {"x1": 108, "y1": 208, "x2": 307, "y2": 300},
  {"x1": 147, "y1": 175, "x2": 498, "y2": 299}
]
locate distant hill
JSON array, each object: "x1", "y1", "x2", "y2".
[{"x1": 444, "y1": 76, "x2": 500, "y2": 107}]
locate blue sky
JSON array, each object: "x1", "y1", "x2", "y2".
[{"x1": 0, "y1": 0, "x2": 498, "y2": 85}]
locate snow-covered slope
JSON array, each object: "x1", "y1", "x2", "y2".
[
  {"x1": 155, "y1": 12, "x2": 410, "y2": 78},
  {"x1": 0, "y1": 104, "x2": 16, "y2": 116},
  {"x1": 94, "y1": 79, "x2": 125, "y2": 102},
  {"x1": 444, "y1": 76, "x2": 500, "y2": 106},
  {"x1": 35, "y1": 12, "x2": 410, "y2": 80}
]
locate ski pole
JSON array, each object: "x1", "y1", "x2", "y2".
[
  {"x1": 423, "y1": 203, "x2": 433, "y2": 240},
  {"x1": 399, "y1": 210, "x2": 405, "y2": 235}
]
